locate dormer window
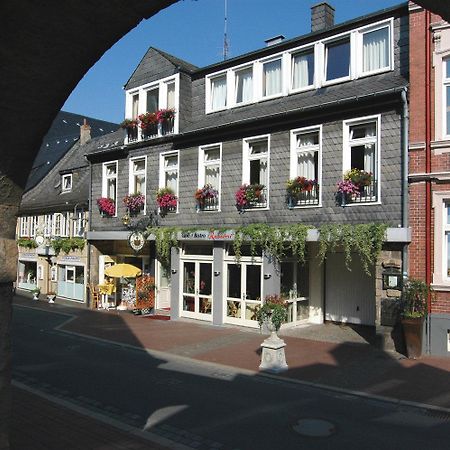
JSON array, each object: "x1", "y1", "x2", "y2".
[
  {"x1": 262, "y1": 58, "x2": 282, "y2": 97},
  {"x1": 361, "y1": 25, "x2": 390, "y2": 74},
  {"x1": 146, "y1": 87, "x2": 159, "y2": 113},
  {"x1": 235, "y1": 67, "x2": 253, "y2": 104},
  {"x1": 292, "y1": 48, "x2": 315, "y2": 90},
  {"x1": 61, "y1": 174, "x2": 72, "y2": 192},
  {"x1": 325, "y1": 37, "x2": 350, "y2": 82},
  {"x1": 210, "y1": 73, "x2": 227, "y2": 111}
]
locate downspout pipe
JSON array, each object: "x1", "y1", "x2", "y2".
[
  {"x1": 401, "y1": 88, "x2": 409, "y2": 282},
  {"x1": 86, "y1": 155, "x2": 93, "y2": 308},
  {"x1": 425, "y1": 10, "x2": 432, "y2": 354}
]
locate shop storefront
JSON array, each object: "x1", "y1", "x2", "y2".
[{"x1": 17, "y1": 254, "x2": 38, "y2": 291}]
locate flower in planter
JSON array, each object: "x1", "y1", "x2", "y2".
[
  {"x1": 335, "y1": 180, "x2": 360, "y2": 206},
  {"x1": 344, "y1": 168, "x2": 372, "y2": 188},
  {"x1": 235, "y1": 184, "x2": 265, "y2": 210},
  {"x1": 119, "y1": 118, "x2": 138, "y2": 129},
  {"x1": 256, "y1": 294, "x2": 288, "y2": 332},
  {"x1": 156, "y1": 108, "x2": 176, "y2": 122},
  {"x1": 156, "y1": 187, "x2": 178, "y2": 210},
  {"x1": 286, "y1": 177, "x2": 317, "y2": 198},
  {"x1": 97, "y1": 197, "x2": 115, "y2": 217},
  {"x1": 138, "y1": 112, "x2": 158, "y2": 132},
  {"x1": 123, "y1": 193, "x2": 145, "y2": 214},
  {"x1": 195, "y1": 184, "x2": 218, "y2": 209}
]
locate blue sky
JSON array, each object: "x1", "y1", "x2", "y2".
[{"x1": 63, "y1": 0, "x2": 404, "y2": 124}]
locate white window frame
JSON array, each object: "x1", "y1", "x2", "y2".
[
  {"x1": 206, "y1": 70, "x2": 229, "y2": 113},
  {"x1": 102, "y1": 161, "x2": 118, "y2": 216},
  {"x1": 50, "y1": 266, "x2": 58, "y2": 282},
  {"x1": 260, "y1": 56, "x2": 284, "y2": 100},
  {"x1": 198, "y1": 144, "x2": 222, "y2": 211},
  {"x1": 159, "y1": 151, "x2": 180, "y2": 212},
  {"x1": 342, "y1": 114, "x2": 382, "y2": 205},
  {"x1": 322, "y1": 33, "x2": 352, "y2": 86},
  {"x1": 29, "y1": 216, "x2": 39, "y2": 238},
  {"x1": 432, "y1": 192, "x2": 450, "y2": 289},
  {"x1": 289, "y1": 125, "x2": 322, "y2": 208},
  {"x1": 242, "y1": 135, "x2": 270, "y2": 209},
  {"x1": 124, "y1": 74, "x2": 180, "y2": 136},
  {"x1": 443, "y1": 57, "x2": 450, "y2": 139},
  {"x1": 53, "y1": 213, "x2": 63, "y2": 237},
  {"x1": 61, "y1": 173, "x2": 73, "y2": 192},
  {"x1": 232, "y1": 63, "x2": 254, "y2": 106},
  {"x1": 19, "y1": 217, "x2": 29, "y2": 237},
  {"x1": 65, "y1": 266, "x2": 76, "y2": 284},
  {"x1": 289, "y1": 44, "x2": 316, "y2": 93},
  {"x1": 356, "y1": 19, "x2": 394, "y2": 78},
  {"x1": 72, "y1": 210, "x2": 85, "y2": 237},
  {"x1": 129, "y1": 156, "x2": 147, "y2": 214},
  {"x1": 44, "y1": 214, "x2": 53, "y2": 237}
]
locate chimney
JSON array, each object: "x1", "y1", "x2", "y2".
[
  {"x1": 265, "y1": 35, "x2": 285, "y2": 47},
  {"x1": 311, "y1": 2, "x2": 335, "y2": 32},
  {"x1": 80, "y1": 119, "x2": 91, "y2": 145}
]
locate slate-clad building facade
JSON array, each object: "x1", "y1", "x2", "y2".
[
  {"x1": 87, "y1": 3, "x2": 410, "y2": 333},
  {"x1": 17, "y1": 113, "x2": 118, "y2": 303}
]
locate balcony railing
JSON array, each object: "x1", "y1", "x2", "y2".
[
  {"x1": 287, "y1": 184, "x2": 320, "y2": 208},
  {"x1": 125, "y1": 118, "x2": 175, "y2": 144},
  {"x1": 246, "y1": 187, "x2": 267, "y2": 209},
  {"x1": 338, "y1": 179, "x2": 378, "y2": 206},
  {"x1": 196, "y1": 196, "x2": 219, "y2": 212}
]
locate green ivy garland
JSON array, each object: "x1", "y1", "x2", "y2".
[
  {"x1": 318, "y1": 223, "x2": 387, "y2": 275},
  {"x1": 17, "y1": 237, "x2": 38, "y2": 249},
  {"x1": 144, "y1": 223, "x2": 387, "y2": 272},
  {"x1": 51, "y1": 237, "x2": 85, "y2": 255}
]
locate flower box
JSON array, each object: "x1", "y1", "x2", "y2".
[
  {"x1": 97, "y1": 197, "x2": 115, "y2": 217},
  {"x1": 195, "y1": 184, "x2": 219, "y2": 211},
  {"x1": 156, "y1": 187, "x2": 177, "y2": 214},
  {"x1": 123, "y1": 193, "x2": 145, "y2": 215},
  {"x1": 286, "y1": 177, "x2": 318, "y2": 207},
  {"x1": 235, "y1": 184, "x2": 266, "y2": 211}
]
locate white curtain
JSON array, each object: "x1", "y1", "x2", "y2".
[
  {"x1": 236, "y1": 68, "x2": 253, "y2": 103},
  {"x1": 363, "y1": 27, "x2": 388, "y2": 72},
  {"x1": 167, "y1": 83, "x2": 175, "y2": 109},
  {"x1": 293, "y1": 53, "x2": 312, "y2": 89},
  {"x1": 263, "y1": 60, "x2": 282, "y2": 96},
  {"x1": 211, "y1": 76, "x2": 227, "y2": 109},
  {"x1": 205, "y1": 164, "x2": 220, "y2": 188},
  {"x1": 363, "y1": 144, "x2": 375, "y2": 174},
  {"x1": 165, "y1": 171, "x2": 178, "y2": 193},
  {"x1": 297, "y1": 151, "x2": 316, "y2": 180}
]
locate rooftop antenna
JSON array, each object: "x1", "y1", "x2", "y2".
[{"x1": 223, "y1": 0, "x2": 229, "y2": 60}]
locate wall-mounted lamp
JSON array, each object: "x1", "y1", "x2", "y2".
[
  {"x1": 171, "y1": 269, "x2": 177, "y2": 274},
  {"x1": 214, "y1": 271, "x2": 221, "y2": 276},
  {"x1": 264, "y1": 273, "x2": 272, "y2": 280}
]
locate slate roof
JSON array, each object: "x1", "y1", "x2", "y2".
[
  {"x1": 25, "y1": 111, "x2": 118, "y2": 191},
  {"x1": 124, "y1": 47, "x2": 199, "y2": 91},
  {"x1": 20, "y1": 129, "x2": 124, "y2": 215}
]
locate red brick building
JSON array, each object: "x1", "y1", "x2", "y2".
[{"x1": 409, "y1": 2, "x2": 450, "y2": 355}]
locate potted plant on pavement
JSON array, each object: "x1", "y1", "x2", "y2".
[
  {"x1": 400, "y1": 278, "x2": 433, "y2": 358},
  {"x1": 31, "y1": 287, "x2": 40, "y2": 301},
  {"x1": 47, "y1": 291, "x2": 56, "y2": 303},
  {"x1": 256, "y1": 294, "x2": 288, "y2": 335}
]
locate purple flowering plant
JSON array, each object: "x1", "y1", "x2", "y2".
[{"x1": 123, "y1": 193, "x2": 145, "y2": 214}]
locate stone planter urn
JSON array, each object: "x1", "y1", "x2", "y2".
[{"x1": 258, "y1": 311, "x2": 288, "y2": 373}]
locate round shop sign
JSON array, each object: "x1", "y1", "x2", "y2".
[
  {"x1": 129, "y1": 231, "x2": 145, "y2": 252},
  {"x1": 35, "y1": 235, "x2": 45, "y2": 246}
]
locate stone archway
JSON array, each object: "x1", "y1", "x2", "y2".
[
  {"x1": 1, "y1": 0, "x2": 449, "y2": 449},
  {"x1": 0, "y1": 2, "x2": 178, "y2": 448}
]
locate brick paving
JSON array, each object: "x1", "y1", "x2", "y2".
[{"x1": 10, "y1": 294, "x2": 450, "y2": 448}]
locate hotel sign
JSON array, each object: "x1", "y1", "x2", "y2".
[{"x1": 179, "y1": 230, "x2": 235, "y2": 241}]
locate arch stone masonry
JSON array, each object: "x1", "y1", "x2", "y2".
[
  {"x1": 0, "y1": 0, "x2": 449, "y2": 449},
  {"x1": 0, "y1": 1, "x2": 177, "y2": 448}
]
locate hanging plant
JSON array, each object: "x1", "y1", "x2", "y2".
[
  {"x1": 318, "y1": 223, "x2": 387, "y2": 275},
  {"x1": 17, "y1": 237, "x2": 38, "y2": 249},
  {"x1": 146, "y1": 226, "x2": 178, "y2": 267},
  {"x1": 51, "y1": 238, "x2": 86, "y2": 255}
]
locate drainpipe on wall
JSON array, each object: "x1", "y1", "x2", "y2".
[
  {"x1": 401, "y1": 88, "x2": 409, "y2": 281},
  {"x1": 86, "y1": 155, "x2": 93, "y2": 308},
  {"x1": 424, "y1": 10, "x2": 432, "y2": 354}
]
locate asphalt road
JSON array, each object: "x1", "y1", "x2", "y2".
[{"x1": 12, "y1": 305, "x2": 450, "y2": 450}]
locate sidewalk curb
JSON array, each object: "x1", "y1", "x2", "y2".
[{"x1": 13, "y1": 380, "x2": 192, "y2": 450}]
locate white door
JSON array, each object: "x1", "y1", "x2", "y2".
[
  {"x1": 156, "y1": 262, "x2": 171, "y2": 309},
  {"x1": 224, "y1": 262, "x2": 262, "y2": 327},
  {"x1": 181, "y1": 260, "x2": 213, "y2": 320},
  {"x1": 325, "y1": 252, "x2": 375, "y2": 325}
]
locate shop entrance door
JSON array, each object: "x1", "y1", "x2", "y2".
[
  {"x1": 225, "y1": 262, "x2": 262, "y2": 327},
  {"x1": 181, "y1": 261, "x2": 213, "y2": 320},
  {"x1": 156, "y1": 262, "x2": 171, "y2": 309}
]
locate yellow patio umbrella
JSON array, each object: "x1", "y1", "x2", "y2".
[{"x1": 104, "y1": 263, "x2": 141, "y2": 278}]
